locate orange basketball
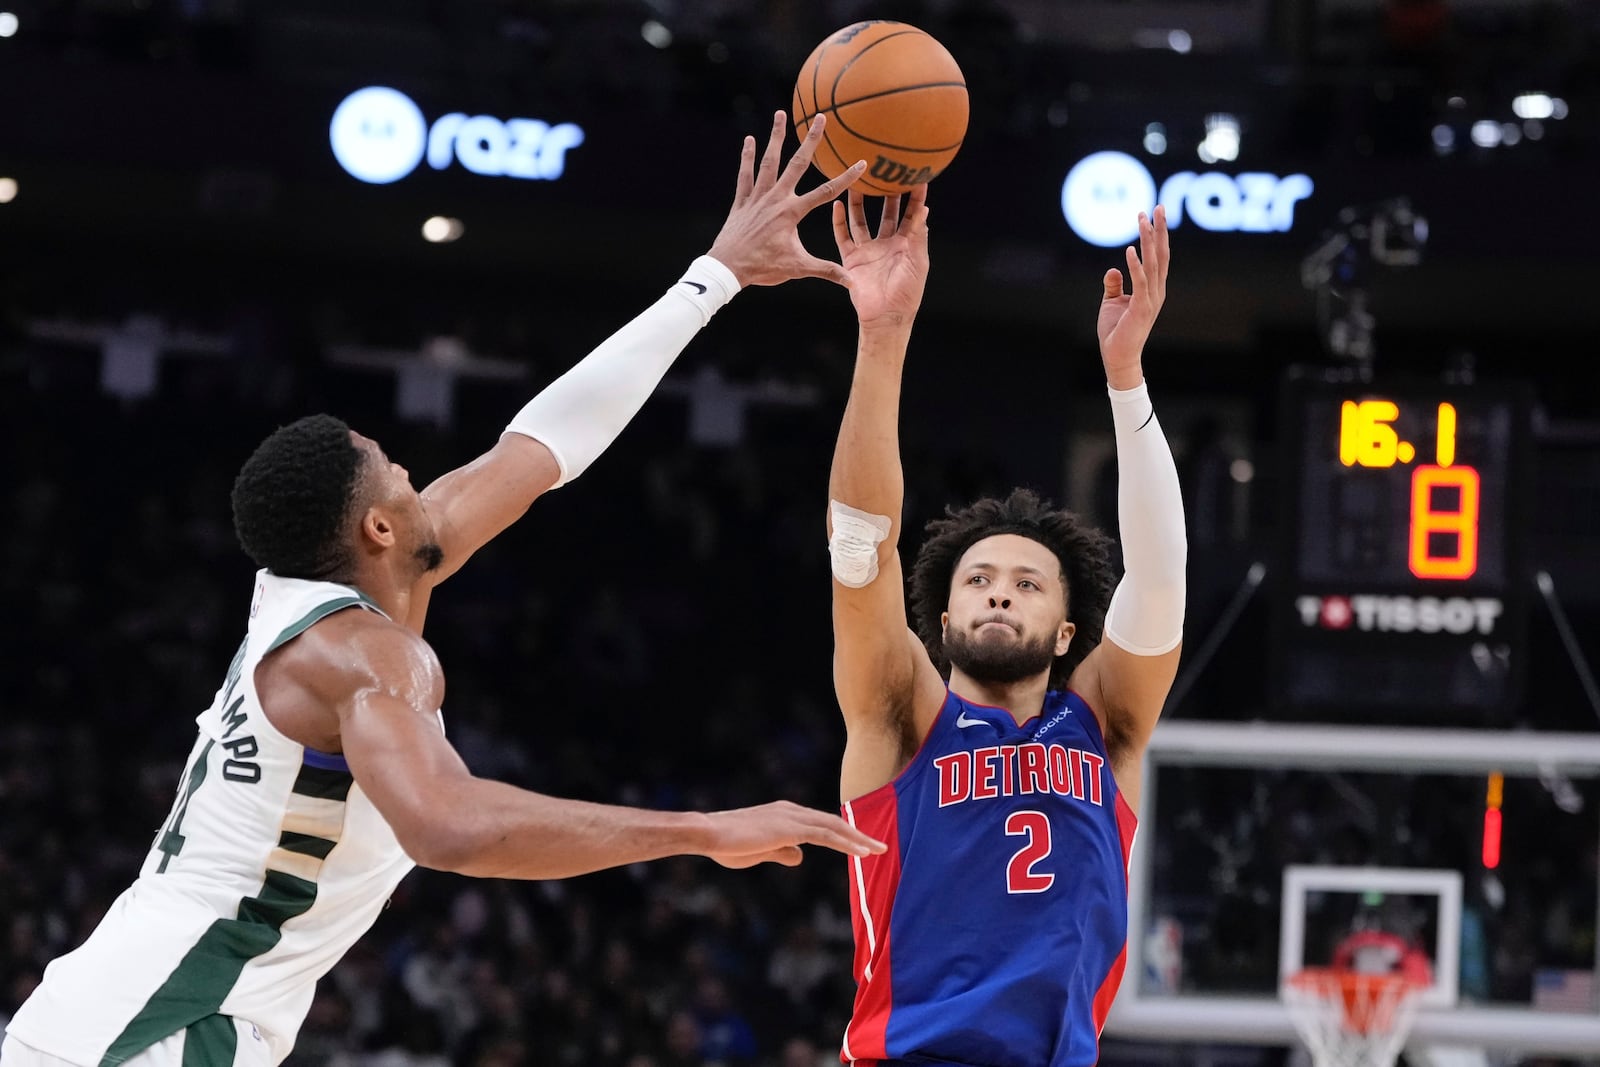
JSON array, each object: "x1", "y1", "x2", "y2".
[{"x1": 791, "y1": 21, "x2": 968, "y2": 197}]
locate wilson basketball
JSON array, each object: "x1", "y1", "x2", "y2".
[{"x1": 792, "y1": 21, "x2": 968, "y2": 197}]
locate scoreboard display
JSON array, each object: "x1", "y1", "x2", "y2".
[{"x1": 1271, "y1": 368, "x2": 1534, "y2": 722}]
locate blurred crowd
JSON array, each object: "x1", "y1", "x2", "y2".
[
  {"x1": 2, "y1": 283, "x2": 1596, "y2": 1067},
  {"x1": 0, "y1": 309, "x2": 1015, "y2": 1067}
]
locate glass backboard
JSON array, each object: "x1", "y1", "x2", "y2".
[{"x1": 1107, "y1": 721, "x2": 1600, "y2": 1059}]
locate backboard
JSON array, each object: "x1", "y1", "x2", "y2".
[
  {"x1": 1279, "y1": 865, "x2": 1460, "y2": 1010},
  {"x1": 1105, "y1": 721, "x2": 1600, "y2": 1058}
]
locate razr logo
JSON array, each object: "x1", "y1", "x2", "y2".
[
  {"x1": 330, "y1": 86, "x2": 585, "y2": 185},
  {"x1": 1061, "y1": 150, "x2": 1314, "y2": 247}
]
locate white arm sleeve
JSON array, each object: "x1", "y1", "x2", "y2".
[
  {"x1": 503, "y1": 255, "x2": 741, "y2": 486},
  {"x1": 1103, "y1": 380, "x2": 1187, "y2": 655}
]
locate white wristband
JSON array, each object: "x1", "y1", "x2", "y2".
[
  {"x1": 670, "y1": 255, "x2": 741, "y2": 325},
  {"x1": 1107, "y1": 380, "x2": 1154, "y2": 432}
]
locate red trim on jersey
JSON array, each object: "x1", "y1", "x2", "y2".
[
  {"x1": 841, "y1": 790, "x2": 901, "y2": 1064},
  {"x1": 959, "y1": 687, "x2": 1091, "y2": 734},
  {"x1": 1113, "y1": 789, "x2": 1139, "y2": 876},
  {"x1": 1091, "y1": 790, "x2": 1141, "y2": 1039},
  {"x1": 1091, "y1": 943, "x2": 1130, "y2": 1037},
  {"x1": 841, "y1": 691, "x2": 953, "y2": 808}
]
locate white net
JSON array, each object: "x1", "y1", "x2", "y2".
[{"x1": 1283, "y1": 967, "x2": 1422, "y2": 1067}]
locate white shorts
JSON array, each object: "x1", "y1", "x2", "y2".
[{"x1": 2, "y1": 1015, "x2": 272, "y2": 1067}]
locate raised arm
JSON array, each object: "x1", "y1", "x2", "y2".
[
  {"x1": 826, "y1": 186, "x2": 948, "y2": 799},
  {"x1": 301, "y1": 615, "x2": 886, "y2": 877},
  {"x1": 1071, "y1": 206, "x2": 1185, "y2": 796},
  {"x1": 410, "y1": 112, "x2": 867, "y2": 604}
]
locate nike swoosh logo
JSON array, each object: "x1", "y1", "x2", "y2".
[
  {"x1": 955, "y1": 711, "x2": 991, "y2": 729},
  {"x1": 682, "y1": 280, "x2": 707, "y2": 295}
]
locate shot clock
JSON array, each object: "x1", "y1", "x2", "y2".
[{"x1": 1271, "y1": 367, "x2": 1534, "y2": 722}]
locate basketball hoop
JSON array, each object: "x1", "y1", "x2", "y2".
[{"x1": 1283, "y1": 967, "x2": 1422, "y2": 1067}]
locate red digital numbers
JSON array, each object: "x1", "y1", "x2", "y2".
[
  {"x1": 1410, "y1": 464, "x2": 1481, "y2": 580},
  {"x1": 1341, "y1": 398, "x2": 1482, "y2": 581}
]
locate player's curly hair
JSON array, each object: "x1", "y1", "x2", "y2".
[
  {"x1": 908, "y1": 487, "x2": 1117, "y2": 690},
  {"x1": 231, "y1": 414, "x2": 367, "y2": 581}
]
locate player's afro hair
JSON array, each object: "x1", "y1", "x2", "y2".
[
  {"x1": 231, "y1": 414, "x2": 366, "y2": 581},
  {"x1": 908, "y1": 487, "x2": 1116, "y2": 690}
]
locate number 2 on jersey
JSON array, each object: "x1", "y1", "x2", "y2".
[{"x1": 1005, "y1": 809, "x2": 1055, "y2": 893}]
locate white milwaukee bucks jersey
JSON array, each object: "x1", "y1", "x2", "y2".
[{"x1": 7, "y1": 572, "x2": 423, "y2": 1066}]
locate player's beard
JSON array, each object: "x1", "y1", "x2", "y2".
[
  {"x1": 414, "y1": 541, "x2": 444, "y2": 573},
  {"x1": 943, "y1": 624, "x2": 1058, "y2": 684}
]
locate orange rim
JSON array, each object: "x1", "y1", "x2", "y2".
[{"x1": 1288, "y1": 966, "x2": 1421, "y2": 1036}]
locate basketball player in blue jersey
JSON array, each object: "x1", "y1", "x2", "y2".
[
  {"x1": 2, "y1": 113, "x2": 886, "y2": 1067},
  {"x1": 822, "y1": 186, "x2": 1182, "y2": 1066}
]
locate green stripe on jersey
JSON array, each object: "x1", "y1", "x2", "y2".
[
  {"x1": 265, "y1": 597, "x2": 370, "y2": 655},
  {"x1": 291, "y1": 762, "x2": 353, "y2": 801},
  {"x1": 99, "y1": 870, "x2": 318, "y2": 1066},
  {"x1": 180, "y1": 1013, "x2": 238, "y2": 1067},
  {"x1": 276, "y1": 831, "x2": 337, "y2": 859}
]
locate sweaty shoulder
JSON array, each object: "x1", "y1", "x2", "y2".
[{"x1": 258, "y1": 607, "x2": 445, "y2": 751}]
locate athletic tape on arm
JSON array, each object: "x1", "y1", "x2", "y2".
[
  {"x1": 829, "y1": 500, "x2": 893, "y2": 589},
  {"x1": 503, "y1": 255, "x2": 740, "y2": 486},
  {"x1": 1103, "y1": 381, "x2": 1187, "y2": 655}
]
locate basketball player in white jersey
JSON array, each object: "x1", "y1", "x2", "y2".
[{"x1": 2, "y1": 112, "x2": 884, "y2": 1067}]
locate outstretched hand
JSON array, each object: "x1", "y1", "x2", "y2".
[
  {"x1": 1097, "y1": 204, "x2": 1171, "y2": 383},
  {"x1": 702, "y1": 800, "x2": 887, "y2": 869},
  {"x1": 705, "y1": 111, "x2": 867, "y2": 289},
  {"x1": 831, "y1": 184, "x2": 931, "y2": 331}
]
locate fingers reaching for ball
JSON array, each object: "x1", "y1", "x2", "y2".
[
  {"x1": 836, "y1": 184, "x2": 929, "y2": 246},
  {"x1": 707, "y1": 112, "x2": 873, "y2": 288}
]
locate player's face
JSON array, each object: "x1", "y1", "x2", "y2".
[
  {"x1": 942, "y1": 534, "x2": 1073, "y2": 684},
  {"x1": 351, "y1": 432, "x2": 443, "y2": 574}
]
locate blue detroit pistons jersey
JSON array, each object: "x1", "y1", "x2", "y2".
[{"x1": 840, "y1": 688, "x2": 1137, "y2": 1067}]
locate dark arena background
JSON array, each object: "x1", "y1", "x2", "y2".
[{"x1": 3, "y1": 2, "x2": 1600, "y2": 1065}]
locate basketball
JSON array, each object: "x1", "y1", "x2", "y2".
[{"x1": 791, "y1": 21, "x2": 968, "y2": 197}]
